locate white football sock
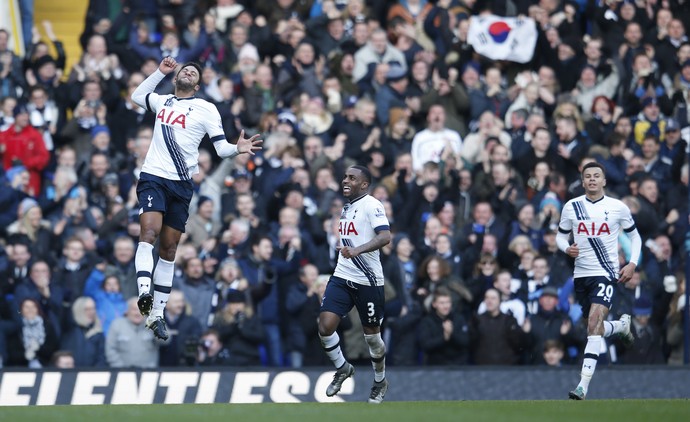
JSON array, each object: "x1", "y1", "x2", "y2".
[
  {"x1": 151, "y1": 258, "x2": 174, "y2": 317},
  {"x1": 603, "y1": 320, "x2": 624, "y2": 337},
  {"x1": 319, "y1": 332, "x2": 346, "y2": 369},
  {"x1": 135, "y1": 242, "x2": 154, "y2": 296},
  {"x1": 577, "y1": 335, "x2": 601, "y2": 394},
  {"x1": 364, "y1": 333, "x2": 386, "y2": 382}
]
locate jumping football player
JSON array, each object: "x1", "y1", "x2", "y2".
[{"x1": 130, "y1": 56, "x2": 261, "y2": 340}]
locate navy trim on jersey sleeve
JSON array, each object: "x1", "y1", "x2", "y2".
[
  {"x1": 623, "y1": 224, "x2": 637, "y2": 233},
  {"x1": 558, "y1": 226, "x2": 571, "y2": 234},
  {"x1": 145, "y1": 93, "x2": 152, "y2": 112},
  {"x1": 374, "y1": 225, "x2": 390, "y2": 233},
  {"x1": 210, "y1": 135, "x2": 226, "y2": 143}
]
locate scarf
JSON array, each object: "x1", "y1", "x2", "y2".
[{"x1": 22, "y1": 316, "x2": 46, "y2": 361}]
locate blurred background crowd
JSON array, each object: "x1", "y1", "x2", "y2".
[{"x1": 0, "y1": 0, "x2": 688, "y2": 370}]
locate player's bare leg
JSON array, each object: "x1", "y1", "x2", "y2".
[
  {"x1": 363, "y1": 325, "x2": 388, "y2": 404},
  {"x1": 570, "y1": 304, "x2": 608, "y2": 400},
  {"x1": 144, "y1": 224, "x2": 182, "y2": 341},
  {"x1": 136, "y1": 211, "x2": 163, "y2": 316},
  {"x1": 319, "y1": 311, "x2": 354, "y2": 396}
]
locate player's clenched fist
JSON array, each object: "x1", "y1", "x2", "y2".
[
  {"x1": 565, "y1": 242, "x2": 579, "y2": 258},
  {"x1": 159, "y1": 56, "x2": 178, "y2": 75}
]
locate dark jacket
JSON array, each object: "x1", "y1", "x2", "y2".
[
  {"x1": 213, "y1": 312, "x2": 266, "y2": 366},
  {"x1": 60, "y1": 324, "x2": 107, "y2": 367},
  {"x1": 238, "y1": 253, "x2": 301, "y2": 326},
  {"x1": 470, "y1": 311, "x2": 526, "y2": 365},
  {"x1": 5, "y1": 317, "x2": 60, "y2": 367},
  {"x1": 13, "y1": 280, "x2": 65, "y2": 337},
  {"x1": 418, "y1": 310, "x2": 470, "y2": 365},
  {"x1": 52, "y1": 257, "x2": 95, "y2": 303},
  {"x1": 159, "y1": 311, "x2": 203, "y2": 366},
  {"x1": 527, "y1": 309, "x2": 582, "y2": 364}
]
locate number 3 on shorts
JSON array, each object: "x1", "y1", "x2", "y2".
[
  {"x1": 367, "y1": 302, "x2": 375, "y2": 316},
  {"x1": 596, "y1": 283, "x2": 613, "y2": 302}
]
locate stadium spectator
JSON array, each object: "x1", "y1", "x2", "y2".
[
  {"x1": 410, "y1": 104, "x2": 462, "y2": 174},
  {"x1": 0, "y1": 29, "x2": 26, "y2": 98},
  {"x1": 665, "y1": 274, "x2": 686, "y2": 365},
  {"x1": 158, "y1": 289, "x2": 202, "y2": 367},
  {"x1": 25, "y1": 85, "x2": 59, "y2": 152},
  {"x1": 194, "y1": 328, "x2": 232, "y2": 366},
  {"x1": 4, "y1": 298, "x2": 59, "y2": 368},
  {"x1": 470, "y1": 288, "x2": 526, "y2": 365},
  {"x1": 352, "y1": 28, "x2": 406, "y2": 84},
  {"x1": 60, "y1": 296, "x2": 107, "y2": 367},
  {"x1": 177, "y1": 257, "x2": 216, "y2": 329},
  {"x1": 105, "y1": 297, "x2": 159, "y2": 368},
  {"x1": 1, "y1": 238, "x2": 33, "y2": 305},
  {"x1": 417, "y1": 286, "x2": 470, "y2": 365},
  {"x1": 416, "y1": 255, "x2": 472, "y2": 318},
  {"x1": 52, "y1": 237, "x2": 95, "y2": 304},
  {"x1": 50, "y1": 350, "x2": 76, "y2": 368},
  {"x1": 542, "y1": 339, "x2": 565, "y2": 367},
  {"x1": 13, "y1": 260, "x2": 64, "y2": 336},
  {"x1": 617, "y1": 296, "x2": 666, "y2": 365},
  {"x1": 185, "y1": 196, "x2": 222, "y2": 250},
  {"x1": 384, "y1": 232, "x2": 422, "y2": 365},
  {"x1": 211, "y1": 288, "x2": 265, "y2": 366},
  {"x1": 238, "y1": 234, "x2": 301, "y2": 367},
  {"x1": 522, "y1": 286, "x2": 582, "y2": 365},
  {"x1": 477, "y1": 269, "x2": 527, "y2": 327},
  {"x1": 6, "y1": 198, "x2": 57, "y2": 266},
  {"x1": 461, "y1": 111, "x2": 511, "y2": 169},
  {"x1": 0, "y1": 103, "x2": 51, "y2": 196}
]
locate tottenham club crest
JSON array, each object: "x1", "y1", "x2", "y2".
[{"x1": 147, "y1": 195, "x2": 153, "y2": 207}]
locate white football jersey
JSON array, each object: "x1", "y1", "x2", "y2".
[
  {"x1": 141, "y1": 93, "x2": 225, "y2": 181},
  {"x1": 333, "y1": 194, "x2": 390, "y2": 286},
  {"x1": 558, "y1": 195, "x2": 636, "y2": 280}
]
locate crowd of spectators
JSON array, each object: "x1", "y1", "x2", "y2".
[{"x1": 0, "y1": 0, "x2": 688, "y2": 369}]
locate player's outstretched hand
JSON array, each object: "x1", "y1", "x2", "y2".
[
  {"x1": 236, "y1": 130, "x2": 263, "y2": 155},
  {"x1": 159, "y1": 56, "x2": 178, "y2": 75}
]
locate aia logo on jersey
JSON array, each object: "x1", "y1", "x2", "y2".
[
  {"x1": 157, "y1": 108, "x2": 187, "y2": 128},
  {"x1": 577, "y1": 222, "x2": 610, "y2": 236},
  {"x1": 339, "y1": 221, "x2": 359, "y2": 236}
]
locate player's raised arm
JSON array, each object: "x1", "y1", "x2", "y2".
[{"x1": 131, "y1": 57, "x2": 178, "y2": 110}]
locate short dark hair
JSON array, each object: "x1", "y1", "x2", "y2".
[
  {"x1": 177, "y1": 61, "x2": 203, "y2": 83},
  {"x1": 433, "y1": 286, "x2": 452, "y2": 301},
  {"x1": 582, "y1": 161, "x2": 606, "y2": 178},
  {"x1": 350, "y1": 165, "x2": 372, "y2": 185},
  {"x1": 606, "y1": 132, "x2": 627, "y2": 148},
  {"x1": 546, "y1": 171, "x2": 564, "y2": 187},
  {"x1": 249, "y1": 233, "x2": 272, "y2": 249},
  {"x1": 534, "y1": 126, "x2": 550, "y2": 138}
]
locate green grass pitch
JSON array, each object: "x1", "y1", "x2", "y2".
[{"x1": 1, "y1": 400, "x2": 688, "y2": 422}]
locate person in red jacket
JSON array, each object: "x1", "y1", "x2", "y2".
[{"x1": 0, "y1": 104, "x2": 50, "y2": 196}]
